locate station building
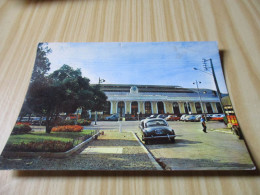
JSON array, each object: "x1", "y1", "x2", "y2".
[{"x1": 99, "y1": 84, "x2": 224, "y2": 117}]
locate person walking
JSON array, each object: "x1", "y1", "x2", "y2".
[{"x1": 201, "y1": 115, "x2": 207, "y2": 133}]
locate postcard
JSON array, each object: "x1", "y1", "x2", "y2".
[{"x1": 0, "y1": 42, "x2": 255, "y2": 170}]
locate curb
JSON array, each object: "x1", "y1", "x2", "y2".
[
  {"x1": 132, "y1": 132, "x2": 163, "y2": 170},
  {"x1": 1, "y1": 132, "x2": 100, "y2": 159}
]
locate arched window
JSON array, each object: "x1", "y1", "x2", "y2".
[
  {"x1": 206, "y1": 103, "x2": 213, "y2": 114},
  {"x1": 172, "y1": 102, "x2": 180, "y2": 115},
  {"x1": 157, "y1": 102, "x2": 164, "y2": 114}
]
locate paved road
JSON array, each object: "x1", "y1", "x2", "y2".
[{"x1": 87, "y1": 121, "x2": 255, "y2": 170}]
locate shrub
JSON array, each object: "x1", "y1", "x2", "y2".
[
  {"x1": 77, "y1": 119, "x2": 91, "y2": 126},
  {"x1": 12, "y1": 124, "x2": 32, "y2": 135},
  {"x1": 62, "y1": 120, "x2": 75, "y2": 125},
  {"x1": 4, "y1": 140, "x2": 73, "y2": 152},
  {"x1": 57, "y1": 119, "x2": 91, "y2": 126},
  {"x1": 51, "y1": 125, "x2": 83, "y2": 132}
]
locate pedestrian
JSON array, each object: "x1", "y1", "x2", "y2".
[{"x1": 201, "y1": 115, "x2": 207, "y2": 133}]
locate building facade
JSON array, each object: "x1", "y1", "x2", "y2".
[{"x1": 99, "y1": 84, "x2": 223, "y2": 117}]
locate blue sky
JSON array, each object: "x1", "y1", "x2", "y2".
[{"x1": 46, "y1": 42, "x2": 228, "y2": 93}]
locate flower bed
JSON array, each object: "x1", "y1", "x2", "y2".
[
  {"x1": 51, "y1": 125, "x2": 83, "y2": 132},
  {"x1": 4, "y1": 140, "x2": 73, "y2": 152},
  {"x1": 12, "y1": 124, "x2": 32, "y2": 135}
]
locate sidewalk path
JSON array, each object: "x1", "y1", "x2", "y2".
[
  {"x1": 77, "y1": 130, "x2": 157, "y2": 170},
  {"x1": 0, "y1": 131, "x2": 157, "y2": 170}
]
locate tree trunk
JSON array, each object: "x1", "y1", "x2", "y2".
[{"x1": 45, "y1": 113, "x2": 52, "y2": 134}]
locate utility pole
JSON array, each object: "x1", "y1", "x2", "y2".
[{"x1": 202, "y1": 58, "x2": 225, "y2": 113}]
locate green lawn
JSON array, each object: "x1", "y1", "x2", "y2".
[{"x1": 7, "y1": 130, "x2": 96, "y2": 146}]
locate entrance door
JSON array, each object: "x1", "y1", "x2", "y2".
[
  {"x1": 157, "y1": 102, "x2": 164, "y2": 114},
  {"x1": 145, "y1": 102, "x2": 152, "y2": 116}
]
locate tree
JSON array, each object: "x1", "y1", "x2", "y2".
[
  {"x1": 19, "y1": 43, "x2": 52, "y2": 121},
  {"x1": 31, "y1": 43, "x2": 52, "y2": 82},
  {"x1": 27, "y1": 64, "x2": 107, "y2": 133}
]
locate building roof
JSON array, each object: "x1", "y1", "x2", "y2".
[
  {"x1": 95, "y1": 84, "x2": 224, "y2": 103},
  {"x1": 98, "y1": 84, "x2": 194, "y2": 93}
]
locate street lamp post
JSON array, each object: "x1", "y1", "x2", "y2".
[
  {"x1": 99, "y1": 77, "x2": 105, "y2": 84},
  {"x1": 94, "y1": 78, "x2": 106, "y2": 125},
  {"x1": 193, "y1": 80, "x2": 205, "y2": 115}
]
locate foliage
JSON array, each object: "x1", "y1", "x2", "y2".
[
  {"x1": 4, "y1": 141, "x2": 73, "y2": 152},
  {"x1": 57, "y1": 119, "x2": 91, "y2": 126},
  {"x1": 77, "y1": 119, "x2": 91, "y2": 126},
  {"x1": 31, "y1": 43, "x2": 52, "y2": 82},
  {"x1": 6, "y1": 130, "x2": 94, "y2": 145},
  {"x1": 60, "y1": 120, "x2": 75, "y2": 125},
  {"x1": 51, "y1": 125, "x2": 83, "y2": 132},
  {"x1": 12, "y1": 124, "x2": 32, "y2": 135},
  {"x1": 24, "y1": 64, "x2": 107, "y2": 133}
]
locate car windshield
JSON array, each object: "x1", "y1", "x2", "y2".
[{"x1": 146, "y1": 120, "x2": 167, "y2": 127}]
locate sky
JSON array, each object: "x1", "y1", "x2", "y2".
[{"x1": 46, "y1": 42, "x2": 228, "y2": 93}]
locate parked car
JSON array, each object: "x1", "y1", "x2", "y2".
[
  {"x1": 156, "y1": 114, "x2": 168, "y2": 119},
  {"x1": 139, "y1": 118, "x2": 176, "y2": 144},
  {"x1": 149, "y1": 114, "x2": 159, "y2": 118},
  {"x1": 184, "y1": 115, "x2": 197, "y2": 122},
  {"x1": 210, "y1": 114, "x2": 225, "y2": 121},
  {"x1": 165, "y1": 115, "x2": 180, "y2": 121},
  {"x1": 180, "y1": 114, "x2": 188, "y2": 121},
  {"x1": 206, "y1": 114, "x2": 214, "y2": 120},
  {"x1": 195, "y1": 114, "x2": 203, "y2": 122},
  {"x1": 105, "y1": 114, "x2": 119, "y2": 121}
]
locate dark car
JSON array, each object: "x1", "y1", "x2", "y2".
[{"x1": 139, "y1": 118, "x2": 176, "y2": 144}]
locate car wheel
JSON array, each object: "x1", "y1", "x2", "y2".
[
  {"x1": 170, "y1": 138, "x2": 175, "y2": 143},
  {"x1": 142, "y1": 135, "x2": 148, "y2": 144}
]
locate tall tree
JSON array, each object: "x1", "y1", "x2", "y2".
[
  {"x1": 31, "y1": 43, "x2": 52, "y2": 82},
  {"x1": 19, "y1": 43, "x2": 52, "y2": 121},
  {"x1": 27, "y1": 64, "x2": 107, "y2": 133}
]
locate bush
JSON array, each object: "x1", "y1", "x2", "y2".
[
  {"x1": 61, "y1": 120, "x2": 75, "y2": 125},
  {"x1": 12, "y1": 124, "x2": 32, "y2": 135},
  {"x1": 4, "y1": 140, "x2": 73, "y2": 152},
  {"x1": 77, "y1": 119, "x2": 91, "y2": 126},
  {"x1": 57, "y1": 119, "x2": 91, "y2": 126},
  {"x1": 51, "y1": 125, "x2": 83, "y2": 132}
]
